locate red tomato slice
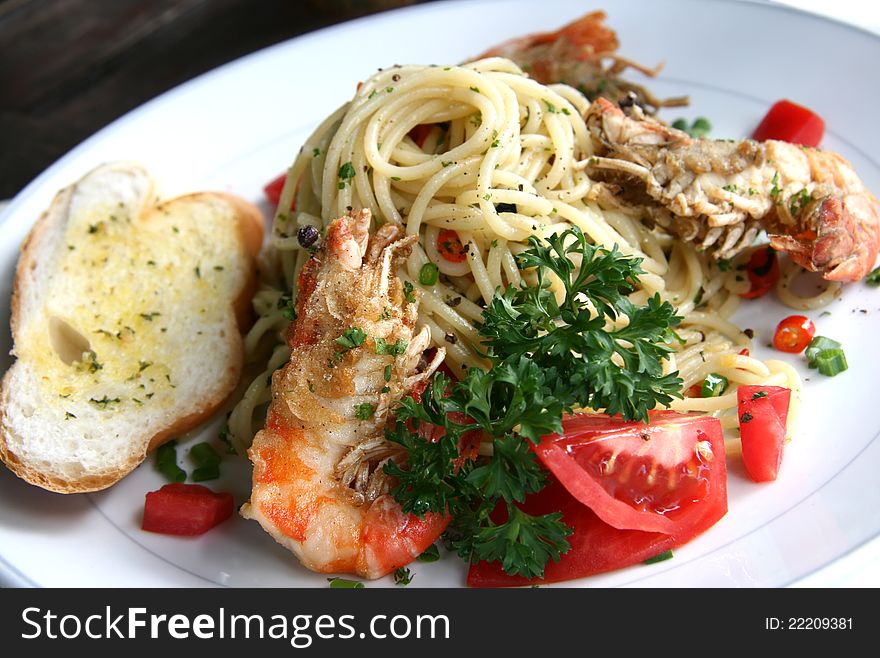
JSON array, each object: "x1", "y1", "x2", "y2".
[
  {"x1": 739, "y1": 247, "x2": 780, "y2": 299},
  {"x1": 533, "y1": 411, "x2": 727, "y2": 536},
  {"x1": 467, "y1": 474, "x2": 723, "y2": 587},
  {"x1": 142, "y1": 483, "x2": 234, "y2": 536},
  {"x1": 772, "y1": 315, "x2": 815, "y2": 353},
  {"x1": 436, "y1": 229, "x2": 468, "y2": 263},
  {"x1": 737, "y1": 385, "x2": 791, "y2": 483},
  {"x1": 751, "y1": 100, "x2": 825, "y2": 147}
]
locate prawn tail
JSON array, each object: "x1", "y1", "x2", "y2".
[{"x1": 359, "y1": 496, "x2": 451, "y2": 579}]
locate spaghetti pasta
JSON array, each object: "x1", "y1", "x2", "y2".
[{"x1": 230, "y1": 57, "x2": 807, "y2": 453}]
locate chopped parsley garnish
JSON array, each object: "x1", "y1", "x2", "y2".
[
  {"x1": 769, "y1": 172, "x2": 782, "y2": 202},
  {"x1": 338, "y1": 161, "x2": 356, "y2": 189},
  {"x1": 335, "y1": 327, "x2": 367, "y2": 351},
  {"x1": 89, "y1": 396, "x2": 121, "y2": 408},
  {"x1": 417, "y1": 544, "x2": 440, "y2": 562},
  {"x1": 354, "y1": 403, "x2": 376, "y2": 421},
  {"x1": 384, "y1": 226, "x2": 682, "y2": 579},
  {"x1": 393, "y1": 567, "x2": 413, "y2": 586},
  {"x1": 789, "y1": 188, "x2": 813, "y2": 216},
  {"x1": 543, "y1": 100, "x2": 557, "y2": 113},
  {"x1": 140, "y1": 312, "x2": 161, "y2": 321},
  {"x1": 375, "y1": 338, "x2": 408, "y2": 356},
  {"x1": 751, "y1": 391, "x2": 768, "y2": 400},
  {"x1": 866, "y1": 265, "x2": 880, "y2": 287},
  {"x1": 277, "y1": 292, "x2": 296, "y2": 321},
  {"x1": 403, "y1": 280, "x2": 416, "y2": 303}
]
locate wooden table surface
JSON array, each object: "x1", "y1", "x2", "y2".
[{"x1": 0, "y1": 0, "x2": 436, "y2": 199}]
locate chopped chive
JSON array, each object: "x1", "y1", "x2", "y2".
[
  {"x1": 805, "y1": 336, "x2": 842, "y2": 366},
  {"x1": 191, "y1": 465, "x2": 220, "y2": 482},
  {"x1": 156, "y1": 441, "x2": 186, "y2": 483},
  {"x1": 190, "y1": 442, "x2": 221, "y2": 468},
  {"x1": 644, "y1": 549, "x2": 674, "y2": 565},
  {"x1": 328, "y1": 577, "x2": 364, "y2": 589},
  {"x1": 815, "y1": 348, "x2": 848, "y2": 377},
  {"x1": 419, "y1": 262, "x2": 439, "y2": 286},
  {"x1": 700, "y1": 373, "x2": 728, "y2": 398}
]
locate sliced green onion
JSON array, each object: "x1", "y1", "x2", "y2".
[
  {"x1": 156, "y1": 441, "x2": 186, "y2": 483},
  {"x1": 805, "y1": 336, "x2": 842, "y2": 366},
  {"x1": 328, "y1": 577, "x2": 364, "y2": 589},
  {"x1": 701, "y1": 373, "x2": 728, "y2": 398},
  {"x1": 419, "y1": 262, "x2": 439, "y2": 286},
  {"x1": 417, "y1": 544, "x2": 440, "y2": 562},
  {"x1": 866, "y1": 265, "x2": 880, "y2": 287},
  {"x1": 191, "y1": 465, "x2": 220, "y2": 482},
  {"x1": 644, "y1": 549, "x2": 674, "y2": 565},
  {"x1": 190, "y1": 442, "x2": 221, "y2": 467},
  {"x1": 815, "y1": 348, "x2": 848, "y2": 377}
]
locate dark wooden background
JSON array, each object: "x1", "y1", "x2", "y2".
[{"x1": 0, "y1": 0, "x2": 438, "y2": 199}]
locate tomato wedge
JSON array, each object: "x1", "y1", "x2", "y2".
[
  {"x1": 467, "y1": 472, "x2": 726, "y2": 587},
  {"x1": 142, "y1": 483, "x2": 234, "y2": 536},
  {"x1": 533, "y1": 411, "x2": 727, "y2": 536},
  {"x1": 737, "y1": 385, "x2": 791, "y2": 483},
  {"x1": 751, "y1": 100, "x2": 825, "y2": 147},
  {"x1": 739, "y1": 247, "x2": 780, "y2": 299}
]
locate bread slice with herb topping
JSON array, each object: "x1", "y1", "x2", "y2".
[{"x1": 0, "y1": 162, "x2": 263, "y2": 493}]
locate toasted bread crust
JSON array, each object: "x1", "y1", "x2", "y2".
[{"x1": 0, "y1": 164, "x2": 264, "y2": 494}]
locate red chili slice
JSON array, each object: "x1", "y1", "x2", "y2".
[
  {"x1": 436, "y1": 229, "x2": 468, "y2": 263},
  {"x1": 739, "y1": 247, "x2": 779, "y2": 299},
  {"x1": 772, "y1": 315, "x2": 816, "y2": 354}
]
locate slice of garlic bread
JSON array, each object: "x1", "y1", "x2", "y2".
[{"x1": 0, "y1": 162, "x2": 263, "y2": 493}]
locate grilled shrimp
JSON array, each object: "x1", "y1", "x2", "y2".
[
  {"x1": 241, "y1": 209, "x2": 448, "y2": 579},
  {"x1": 583, "y1": 97, "x2": 880, "y2": 281},
  {"x1": 478, "y1": 10, "x2": 687, "y2": 113}
]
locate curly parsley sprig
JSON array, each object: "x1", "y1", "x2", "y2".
[{"x1": 385, "y1": 226, "x2": 683, "y2": 579}]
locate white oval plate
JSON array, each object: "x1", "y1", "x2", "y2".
[{"x1": 2, "y1": 0, "x2": 879, "y2": 588}]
